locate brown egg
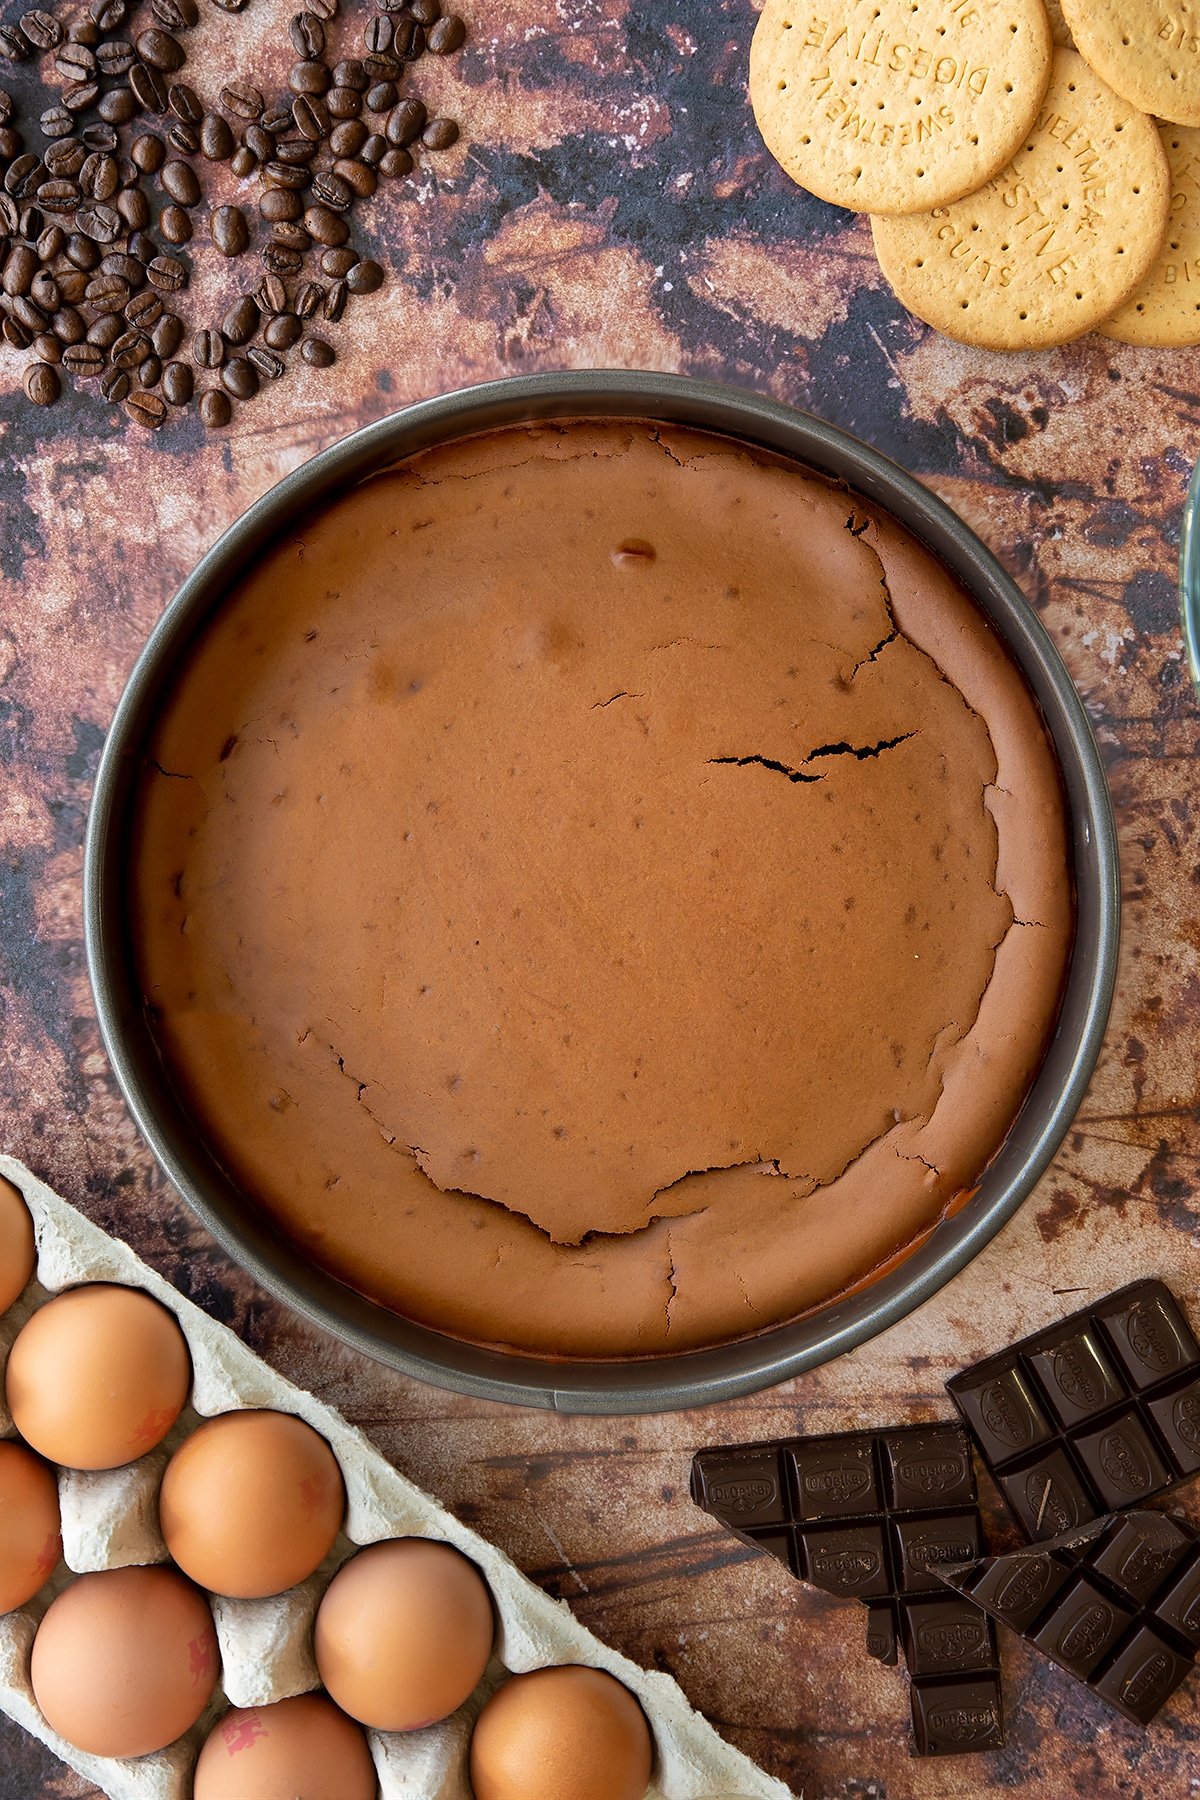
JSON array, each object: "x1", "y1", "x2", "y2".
[
  {"x1": 31, "y1": 1564, "x2": 219, "y2": 1757},
  {"x1": 0, "y1": 1440, "x2": 61, "y2": 1612},
  {"x1": 0, "y1": 1174, "x2": 36, "y2": 1313},
  {"x1": 160, "y1": 1409, "x2": 345, "y2": 1598},
  {"x1": 193, "y1": 1695, "x2": 377, "y2": 1800},
  {"x1": 314, "y1": 1538, "x2": 494, "y2": 1731},
  {"x1": 5, "y1": 1282, "x2": 191, "y2": 1470},
  {"x1": 469, "y1": 1665, "x2": 654, "y2": 1800}
]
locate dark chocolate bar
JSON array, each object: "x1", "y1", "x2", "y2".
[
  {"x1": 939, "y1": 1510, "x2": 1200, "y2": 1726},
  {"x1": 692, "y1": 1424, "x2": 1003, "y2": 1755},
  {"x1": 947, "y1": 1280, "x2": 1200, "y2": 1540}
]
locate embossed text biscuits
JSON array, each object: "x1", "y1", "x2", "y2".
[
  {"x1": 1102, "y1": 126, "x2": 1200, "y2": 344},
  {"x1": 871, "y1": 49, "x2": 1170, "y2": 349},
  {"x1": 1059, "y1": 0, "x2": 1200, "y2": 127},
  {"x1": 749, "y1": 0, "x2": 1053, "y2": 215}
]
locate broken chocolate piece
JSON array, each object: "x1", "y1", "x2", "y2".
[{"x1": 949, "y1": 1281, "x2": 1200, "y2": 1540}]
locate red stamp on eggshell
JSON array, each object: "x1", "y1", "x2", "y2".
[{"x1": 220, "y1": 1712, "x2": 267, "y2": 1755}]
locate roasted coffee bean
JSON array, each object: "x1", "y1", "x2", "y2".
[
  {"x1": 247, "y1": 343, "x2": 282, "y2": 378},
  {"x1": 77, "y1": 201, "x2": 122, "y2": 242},
  {"x1": 66, "y1": 80, "x2": 103, "y2": 112},
  {"x1": 192, "y1": 325, "x2": 224, "y2": 366},
  {"x1": 221, "y1": 81, "x2": 263, "y2": 120},
  {"x1": 261, "y1": 102, "x2": 293, "y2": 132},
  {"x1": 152, "y1": 0, "x2": 198, "y2": 29},
  {"x1": 160, "y1": 357, "x2": 191, "y2": 403},
  {"x1": 98, "y1": 88, "x2": 138, "y2": 124},
  {"x1": 30, "y1": 269, "x2": 59, "y2": 310},
  {"x1": 56, "y1": 41, "x2": 96, "y2": 78},
  {"x1": 24, "y1": 359, "x2": 59, "y2": 405},
  {"x1": 346, "y1": 257, "x2": 383, "y2": 295},
  {"x1": 1, "y1": 316, "x2": 30, "y2": 346},
  {"x1": 303, "y1": 204, "x2": 347, "y2": 246},
  {"x1": 86, "y1": 310, "x2": 122, "y2": 347},
  {"x1": 326, "y1": 84, "x2": 361, "y2": 119},
  {"x1": 0, "y1": 90, "x2": 10, "y2": 126},
  {"x1": 255, "y1": 271, "x2": 287, "y2": 312},
  {"x1": 290, "y1": 10, "x2": 324, "y2": 56},
  {"x1": 412, "y1": 0, "x2": 441, "y2": 19},
  {"x1": 91, "y1": 0, "x2": 128, "y2": 28},
  {"x1": 100, "y1": 251, "x2": 144, "y2": 286},
  {"x1": 422, "y1": 116, "x2": 459, "y2": 150},
  {"x1": 291, "y1": 93, "x2": 329, "y2": 139},
  {"x1": 0, "y1": 194, "x2": 17, "y2": 234},
  {"x1": 160, "y1": 158, "x2": 199, "y2": 205},
  {"x1": 243, "y1": 123, "x2": 273, "y2": 161},
  {"x1": 37, "y1": 223, "x2": 65, "y2": 262},
  {"x1": 366, "y1": 80, "x2": 396, "y2": 112},
  {"x1": 151, "y1": 310, "x2": 181, "y2": 355},
  {"x1": 169, "y1": 82, "x2": 202, "y2": 123},
  {"x1": 312, "y1": 169, "x2": 353, "y2": 210},
  {"x1": 2, "y1": 244, "x2": 36, "y2": 296},
  {"x1": 221, "y1": 293, "x2": 258, "y2": 343},
  {"x1": 10, "y1": 294, "x2": 45, "y2": 331},
  {"x1": 359, "y1": 132, "x2": 385, "y2": 166},
  {"x1": 131, "y1": 132, "x2": 164, "y2": 173},
  {"x1": 55, "y1": 269, "x2": 88, "y2": 304},
  {"x1": 159, "y1": 202, "x2": 192, "y2": 243},
  {"x1": 268, "y1": 223, "x2": 307, "y2": 255},
  {"x1": 329, "y1": 118, "x2": 366, "y2": 156},
  {"x1": 391, "y1": 17, "x2": 421, "y2": 59},
  {"x1": 16, "y1": 202, "x2": 42, "y2": 237},
  {"x1": 260, "y1": 238, "x2": 301, "y2": 275},
  {"x1": 274, "y1": 135, "x2": 317, "y2": 166},
  {"x1": 209, "y1": 0, "x2": 248, "y2": 11},
  {"x1": 199, "y1": 112, "x2": 233, "y2": 159},
  {"x1": 110, "y1": 326, "x2": 150, "y2": 367},
  {"x1": 332, "y1": 57, "x2": 366, "y2": 88},
  {"x1": 116, "y1": 186, "x2": 149, "y2": 229},
  {"x1": 63, "y1": 340, "x2": 104, "y2": 376},
  {"x1": 33, "y1": 330, "x2": 61, "y2": 363},
  {"x1": 262, "y1": 158, "x2": 307, "y2": 189},
  {"x1": 41, "y1": 105, "x2": 74, "y2": 138},
  {"x1": 365, "y1": 49, "x2": 402, "y2": 79},
  {"x1": 386, "y1": 98, "x2": 425, "y2": 146},
  {"x1": 199, "y1": 386, "x2": 230, "y2": 425},
  {"x1": 5, "y1": 153, "x2": 41, "y2": 197},
  {"x1": 79, "y1": 151, "x2": 118, "y2": 199},
  {"x1": 289, "y1": 58, "x2": 329, "y2": 95},
  {"x1": 377, "y1": 146, "x2": 410, "y2": 178},
  {"x1": 136, "y1": 27, "x2": 184, "y2": 70},
  {"x1": 427, "y1": 13, "x2": 464, "y2": 53},
  {"x1": 21, "y1": 8, "x2": 62, "y2": 48},
  {"x1": 129, "y1": 62, "x2": 167, "y2": 112},
  {"x1": 147, "y1": 253, "x2": 185, "y2": 290},
  {"x1": 364, "y1": 14, "x2": 392, "y2": 53},
  {"x1": 229, "y1": 146, "x2": 256, "y2": 179},
  {"x1": 138, "y1": 352, "x2": 161, "y2": 385},
  {"x1": 263, "y1": 309, "x2": 301, "y2": 348},
  {"x1": 96, "y1": 38, "x2": 136, "y2": 75},
  {"x1": 126, "y1": 289, "x2": 163, "y2": 328},
  {"x1": 0, "y1": 123, "x2": 23, "y2": 156},
  {"x1": 167, "y1": 123, "x2": 199, "y2": 154},
  {"x1": 99, "y1": 363, "x2": 130, "y2": 400},
  {"x1": 45, "y1": 138, "x2": 85, "y2": 177},
  {"x1": 221, "y1": 354, "x2": 256, "y2": 397},
  {"x1": 260, "y1": 186, "x2": 300, "y2": 222},
  {"x1": 36, "y1": 179, "x2": 80, "y2": 215},
  {"x1": 67, "y1": 15, "x2": 100, "y2": 44},
  {"x1": 211, "y1": 204, "x2": 248, "y2": 256},
  {"x1": 301, "y1": 333, "x2": 334, "y2": 366},
  {"x1": 320, "y1": 245, "x2": 356, "y2": 278},
  {"x1": 125, "y1": 387, "x2": 166, "y2": 427},
  {"x1": 322, "y1": 276, "x2": 345, "y2": 319},
  {"x1": 292, "y1": 277, "x2": 322, "y2": 317},
  {"x1": 0, "y1": 26, "x2": 32, "y2": 62}
]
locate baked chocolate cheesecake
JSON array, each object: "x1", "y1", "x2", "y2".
[{"x1": 131, "y1": 421, "x2": 1073, "y2": 1357}]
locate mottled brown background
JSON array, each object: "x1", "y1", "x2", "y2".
[{"x1": 2, "y1": 0, "x2": 1200, "y2": 1794}]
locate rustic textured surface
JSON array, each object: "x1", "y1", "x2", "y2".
[{"x1": 2, "y1": 1, "x2": 1200, "y2": 1795}]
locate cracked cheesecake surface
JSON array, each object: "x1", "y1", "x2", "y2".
[{"x1": 131, "y1": 420, "x2": 1073, "y2": 1357}]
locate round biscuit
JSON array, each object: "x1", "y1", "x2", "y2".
[
  {"x1": 1059, "y1": 0, "x2": 1200, "y2": 127},
  {"x1": 748, "y1": 0, "x2": 1053, "y2": 216},
  {"x1": 1101, "y1": 124, "x2": 1200, "y2": 344},
  {"x1": 871, "y1": 48, "x2": 1170, "y2": 349}
]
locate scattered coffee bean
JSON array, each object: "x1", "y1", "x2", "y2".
[
  {"x1": 146, "y1": 253, "x2": 186, "y2": 290},
  {"x1": 10, "y1": 294, "x2": 46, "y2": 331},
  {"x1": 37, "y1": 223, "x2": 65, "y2": 261},
  {"x1": 16, "y1": 202, "x2": 42, "y2": 237},
  {"x1": 289, "y1": 58, "x2": 329, "y2": 95},
  {"x1": 261, "y1": 103, "x2": 293, "y2": 133},
  {"x1": 199, "y1": 386, "x2": 231, "y2": 425},
  {"x1": 79, "y1": 151, "x2": 118, "y2": 200},
  {"x1": 65, "y1": 231, "x2": 100, "y2": 270},
  {"x1": 260, "y1": 186, "x2": 301, "y2": 223},
  {"x1": 255, "y1": 271, "x2": 288, "y2": 312},
  {"x1": 160, "y1": 357, "x2": 192, "y2": 403},
  {"x1": 160, "y1": 158, "x2": 200, "y2": 205},
  {"x1": 199, "y1": 112, "x2": 233, "y2": 159},
  {"x1": 21, "y1": 8, "x2": 62, "y2": 49},
  {"x1": 410, "y1": 0, "x2": 442, "y2": 23},
  {"x1": 210, "y1": 0, "x2": 249, "y2": 12},
  {"x1": 5, "y1": 154, "x2": 43, "y2": 198},
  {"x1": 33, "y1": 330, "x2": 62, "y2": 363},
  {"x1": 243, "y1": 123, "x2": 273, "y2": 161},
  {"x1": 364, "y1": 15, "x2": 392, "y2": 53},
  {"x1": 65, "y1": 79, "x2": 101, "y2": 112},
  {"x1": 263, "y1": 309, "x2": 301, "y2": 348},
  {"x1": 221, "y1": 353, "x2": 257, "y2": 397},
  {"x1": 116, "y1": 186, "x2": 149, "y2": 229},
  {"x1": 348, "y1": 258, "x2": 384, "y2": 295},
  {"x1": 301, "y1": 333, "x2": 333, "y2": 366},
  {"x1": 55, "y1": 272, "x2": 88, "y2": 306},
  {"x1": 91, "y1": 0, "x2": 128, "y2": 29},
  {"x1": 151, "y1": 311, "x2": 182, "y2": 355},
  {"x1": 271, "y1": 221, "x2": 310, "y2": 252},
  {"x1": 96, "y1": 40, "x2": 135, "y2": 76},
  {"x1": 377, "y1": 147, "x2": 410, "y2": 179},
  {"x1": 41, "y1": 105, "x2": 74, "y2": 138},
  {"x1": 101, "y1": 250, "x2": 144, "y2": 286},
  {"x1": 229, "y1": 145, "x2": 256, "y2": 179},
  {"x1": 152, "y1": 0, "x2": 198, "y2": 29},
  {"x1": 292, "y1": 94, "x2": 329, "y2": 140},
  {"x1": 192, "y1": 326, "x2": 224, "y2": 366},
  {"x1": 0, "y1": 26, "x2": 32, "y2": 62},
  {"x1": 221, "y1": 293, "x2": 259, "y2": 343},
  {"x1": 139, "y1": 352, "x2": 161, "y2": 386},
  {"x1": 56, "y1": 40, "x2": 96, "y2": 79},
  {"x1": 329, "y1": 118, "x2": 366, "y2": 156},
  {"x1": 1, "y1": 317, "x2": 31, "y2": 347},
  {"x1": 247, "y1": 343, "x2": 283, "y2": 378},
  {"x1": 131, "y1": 133, "x2": 165, "y2": 173},
  {"x1": 63, "y1": 340, "x2": 104, "y2": 377},
  {"x1": 320, "y1": 245, "x2": 357, "y2": 278},
  {"x1": 322, "y1": 276, "x2": 346, "y2": 319},
  {"x1": 126, "y1": 289, "x2": 163, "y2": 328},
  {"x1": 290, "y1": 11, "x2": 324, "y2": 57},
  {"x1": 86, "y1": 310, "x2": 123, "y2": 347},
  {"x1": 159, "y1": 202, "x2": 192, "y2": 243},
  {"x1": 37, "y1": 178, "x2": 80, "y2": 215},
  {"x1": 169, "y1": 82, "x2": 202, "y2": 125},
  {"x1": 263, "y1": 239, "x2": 302, "y2": 274},
  {"x1": 427, "y1": 13, "x2": 464, "y2": 54},
  {"x1": 303, "y1": 203, "x2": 347, "y2": 246},
  {"x1": 125, "y1": 387, "x2": 166, "y2": 427},
  {"x1": 24, "y1": 359, "x2": 60, "y2": 405},
  {"x1": 110, "y1": 326, "x2": 150, "y2": 367},
  {"x1": 44, "y1": 140, "x2": 84, "y2": 179},
  {"x1": 84, "y1": 271, "x2": 127, "y2": 312},
  {"x1": 128, "y1": 228, "x2": 158, "y2": 261},
  {"x1": 129, "y1": 62, "x2": 167, "y2": 113},
  {"x1": 366, "y1": 49, "x2": 403, "y2": 80},
  {"x1": 66, "y1": 16, "x2": 100, "y2": 45},
  {"x1": 211, "y1": 203, "x2": 248, "y2": 255},
  {"x1": 99, "y1": 363, "x2": 130, "y2": 401},
  {"x1": 30, "y1": 269, "x2": 59, "y2": 310},
  {"x1": 292, "y1": 277, "x2": 322, "y2": 316},
  {"x1": 221, "y1": 81, "x2": 263, "y2": 120},
  {"x1": 366, "y1": 80, "x2": 397, "y2": 113},
  {"x1": 166, "y1": 121, "x2": 198, "y2": 153},
  {"x1": 422, "y1": 117, "x2": 458, "y2": 150},
  {"x1": 359, "y1": 132, "x2": 385, "y2": 165},
  {"x1": 306, "y1": 0, "x2": 338, "y2": 20},
  {"x1": 136, "y1": 27, "x2": 184, "y2": 71},
  {"x1": 392, "y1": 18, "x2": 422, "y2": 59},
  {"x1": 334, "y1": 157, "x2": 376, "y2": 197},
  {"x1": 326, "y1": 84, "x2": 361, "y2": 119}
]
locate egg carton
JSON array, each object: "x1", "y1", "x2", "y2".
[{"x1": 0, "y1": 1156, "x2": 793, "y2": 1800}]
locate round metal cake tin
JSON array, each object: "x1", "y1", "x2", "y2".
[{"x1": 85, "y1": 371, "x2": 1120, "y2": 1413}]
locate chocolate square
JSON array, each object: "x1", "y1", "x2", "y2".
[
  {"x1": 893, "y1": 1512, "x2": 983, "y2": 1594},
  {"x1": 747, "y1": 1529, "x2": 797, "y2": 1575},
  {"x1": 966, "y1": 1550, "x2": 1070, "y2": 1633},
  {"x1": 998, "y1": 1447, "x2": 1097, "y2": 1540},
  {"x1": 800, "y1": 1522, "x2": 892, "y2": 1599},
  {"x1": 1091, "y1": 1624, "x2": 1194, "y2": 1725},
  {"x1": 909, "y1": 1674, "x2": 1005, "y2": 1755},
  {"x1": 866, "y1": 1601, "x2": 898, "y2": 1665},
  {"x1": 901, "y1": 1596, "x2": 997, "y2": 1679},
  {"x1": 1155, "y1": 1551, "x2": 1200, "y2": 1648},
  {"x1": 880, "y1": 1426, "x2": 975, "y2": 1511},
  {"x1": 1030, "y1": 1576, "x2": 1133, "y2": 1678},
  {"x1": 691, "y1": 1448, "x2": 786, "y2": 1529},
  {"x1": 950, "y1": 1365, "x2": 1051, "y2": 1465},
  {"x1": 1074, "y1": 1415, "x2": 1170, "y2": 1509},
  {"x1": 1028, "y1": 1326, "x2": 1125, "y2": 1428},
  {"x1": 1147, "y1": 1378, "x2": 1200, "y2": 1476},
  {"x1": 1087, "y1": 1514, "x2": 1191, "y2": 1605},
  {"x1": 1098, "y1": 1288, "x2": 1200, "y2": 1389},
  {"x1": 785, "y1": 1436, "x2": 878, "y2": 1520}
]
